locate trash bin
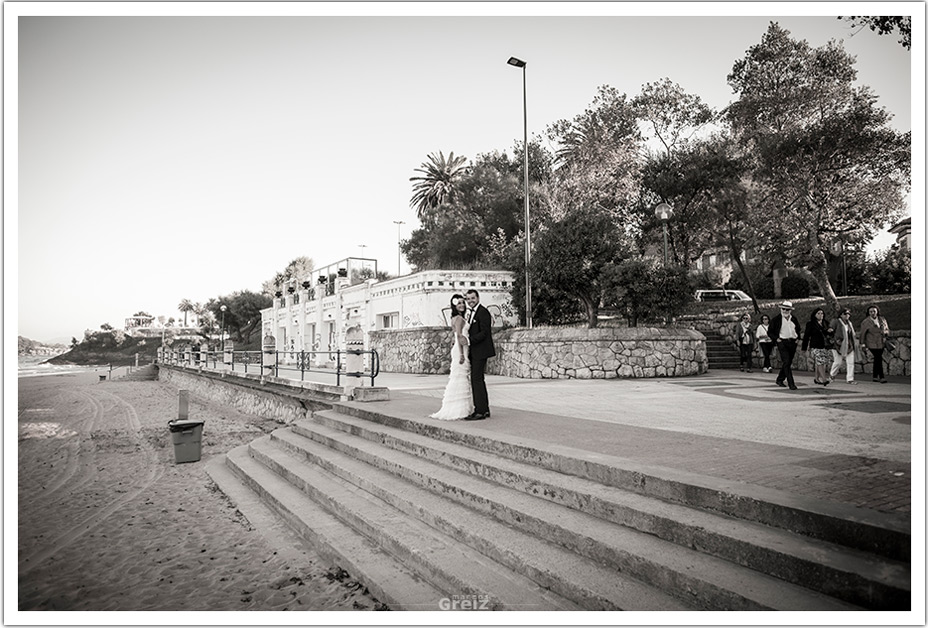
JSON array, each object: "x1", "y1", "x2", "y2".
[{"x1": 168, "y1": 419, "x2": 204, "y2": 463}]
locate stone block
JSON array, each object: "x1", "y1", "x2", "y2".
[{"x1": 351, "y1": 387, "x2": 390, "y2": 402}]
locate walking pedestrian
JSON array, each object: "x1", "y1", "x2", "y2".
[
  {"x1": 860, "y1": 305, "x2": 890, "y2": 383},
  {"x1": 830, "y1": 308, "x2": 857, "y2": 384},
  {"x1": 768, "y1": 301, "x2": 802, "y2": 390},
  {"x1": 801, "y1": 307, "x2": 833, "y2": 386},
  {"x1": 756, "y1": 314, "x2": 774, "y2": 373},
  {"x1": 736, "y1": 313, "x2": 755, "y2": 373}
]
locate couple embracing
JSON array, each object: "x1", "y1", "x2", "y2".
[{"x1": 430, "y1": 289, "x2": 495, "y2": 421}]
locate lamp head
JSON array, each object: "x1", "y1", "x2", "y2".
[
  {"x1": 507, "y1": 56, "x2": 526, "y2": 68},
  {"x1": 654, "y1": 202, "x2": 674, "y2": 222}
]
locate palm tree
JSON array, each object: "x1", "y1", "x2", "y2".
[
  {"x1": 192, "y1": 302, "x2": 205, "y2": 327},
  {"x1": 409, "y1": 151, "x2": 468, "y2": 220},
  {"x1": 178, "y1": 299, "x2": 193, "y2": 326}
]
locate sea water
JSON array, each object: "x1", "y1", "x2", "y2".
[{"x1": 17, "y1": 355, "x2": 111, "y2": 378}]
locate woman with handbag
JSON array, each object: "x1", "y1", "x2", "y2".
[
  {"x1": 801, "y1": 307, "x2": 833, "y2": 386},
  {"x1": 756, "y1": 314, "x2": 774, "y2": 373},
  {"x1": 860, "y1": 305, "x2": 890, "y2": 383}
]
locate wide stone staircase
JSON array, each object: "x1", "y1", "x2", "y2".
[
  {"x1": 207, "y1": 401, "x2": 910, "y2": 611},
  {"x1": 703, "y1": 331, "x2": 743, "y2": 370}
]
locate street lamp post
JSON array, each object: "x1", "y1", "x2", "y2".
[
  {"x1": 393, "y1": 220, "x2": 405, "y2": 276},
  {"x1": 508, "y1": 56, "x2": 532, "y2": 328},
  {"x1": 219, "y1": 304, "x2": 227, "y2": 352},
  {"x1": 654, "y1": 203, "x2": 674, "y2": 266}
]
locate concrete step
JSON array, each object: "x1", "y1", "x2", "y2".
[
  {"x1": 267, "y1": 428, "x2": 698, "y2": 610},
  {"x1": 246, "y1": 436, "x2": 584, "y2": 611},
  {"x1": 294, "y1": 415, "x2": 908, "y2": 610},
  {"x1": 216, "y1": 444, "x2": 443, "y2": 610},
  {"x1": 330, "y1": 402, "x2": 910, "y2": 564}
]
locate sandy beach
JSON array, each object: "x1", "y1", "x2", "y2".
[{"x1": 17, "y1": 370, "x2": 386, "y2": 612}]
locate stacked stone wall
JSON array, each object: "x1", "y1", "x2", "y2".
[
  {"x1": 369, "y1": 327, "x2": 453, "y2": 374},
  {"x1": 371, "y1": 326, "x2": 708, "y2": 378}
]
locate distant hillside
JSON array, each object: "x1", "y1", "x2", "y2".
[
  {"x1": 46, "y1": 330, "x2": 162, "y2": 367},
  {"x1": 18, "y1": 336, "x2": 68, "y2": 357}
]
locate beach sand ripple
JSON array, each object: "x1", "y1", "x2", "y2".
[{"x1": 18, "y1": 372, "x2": 386, "y2": 611}]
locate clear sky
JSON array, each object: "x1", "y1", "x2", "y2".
[{"x1": 7, "y1": 2, "x2": 918, "y2": 343}]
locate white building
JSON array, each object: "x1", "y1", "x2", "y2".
[{"x1": 261, "y1": 261, "x2": 517, "y2": 363}]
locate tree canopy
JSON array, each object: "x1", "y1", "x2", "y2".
[
  {"x1": 206, "y1": 291, "x2": 272, "y2": 344},
  {"x1": 726, "y1": 22, "x2": 910, "y2": 315}
]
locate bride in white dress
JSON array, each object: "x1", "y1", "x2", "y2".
[{"x1": 430, "y1": 294, "x2": 474, "y2": 421}]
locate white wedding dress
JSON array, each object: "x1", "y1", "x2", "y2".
[{"x1": 430, "y1": 320, "x2": 474, "y2": 421}]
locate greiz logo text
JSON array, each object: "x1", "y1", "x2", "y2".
[{"x1": 438, "y1": 594, "x2": 491, "y2": 610}]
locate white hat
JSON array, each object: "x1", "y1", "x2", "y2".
[{"x1": 780, "y1": 301, "x2": 794, "y2": 310}]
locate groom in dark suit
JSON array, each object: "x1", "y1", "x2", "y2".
[{"x1": 464, "y1": 289, "x2": 495, "y2": 420}]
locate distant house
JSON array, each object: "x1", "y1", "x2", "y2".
[
  {"x1": 124, "y1": 315, "x2": 200, "y2": 340},
  {"x1": 888, "y1": 217, "x2": 911, "y2": 250},
  {"x1": 124, "y1": 315, "x2": 155, "y2": 334}
]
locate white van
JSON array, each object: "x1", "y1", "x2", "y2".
[{"x1": 694, "y1": 289, "x2": 752, "y2": 302}]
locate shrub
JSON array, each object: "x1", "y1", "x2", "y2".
[
  {"x1": 726, "y1": 262, "x2": 774, "y2": 299},
  {"x1": 868, "y1": 246, "x2": 911, "y2": 294},
  {"x1": 781, "y1": 274, "x2": 811, "y2": 299},
  {"x1": 603, "y1": 260, "x2": 692, "y2": 326}
]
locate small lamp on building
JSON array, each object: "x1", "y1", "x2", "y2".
[{"x1": 654, "y1": 202, "x2": 674, "y2": 266}]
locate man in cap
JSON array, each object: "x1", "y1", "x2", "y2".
[{"x1": 767, "y1": 301, "x2": 802, "y2": 390}]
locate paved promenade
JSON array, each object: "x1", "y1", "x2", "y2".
[{"x1": 361, "y1": 369, "x2": 915, "y2": 514}]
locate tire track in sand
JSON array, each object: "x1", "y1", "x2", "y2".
[
  {"x1": 19, "y1": 386, "x2": 163, "y2": 575},
  {"x1": 28, "y1": 389, "x2": 104, "y2": 501}
]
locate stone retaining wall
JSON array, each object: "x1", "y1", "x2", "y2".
[
  {"x1": 369, "y1": 327, "x2": 453, "y2": 374},
  {"x1": 158, "y1": 365, "x2": 339, "y2": 425},
  {"x1": 489, "y1": 327, "x2": 708, "y2": 379},
  {"x1": 371, "y1": 326, "x2": 708, "y2": 378},
  {"x1": 678, "y1": 314, "x2": 912, "y2": 376}
]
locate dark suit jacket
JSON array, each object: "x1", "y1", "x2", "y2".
[
  {"x1": 468, "y1": 304, "x2": 496, "y2": 360},
  {"x1": 768, "y1": 313, "x2": 802, "y2": 343}
]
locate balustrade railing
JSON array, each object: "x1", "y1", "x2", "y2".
[{"x1": 157, "y1": 347, "x2": 379, "y2": 387}]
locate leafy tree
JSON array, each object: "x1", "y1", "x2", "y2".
[
  {"x1": 353, "y1": 266, "x2": 391, "y2": 282},
  {"x1": 639, "y1": 137, "x2": 744, "y2": 269},
  {"x1": 206, "y1": 291, "x2": 272, "y2": 344},
  {"x1": 867, "y1": 245, "x2": 911, "y2": 294},
  {"x1": 409, "y1": 151, "x2": 469, "y2": 225},
  {"x1": 602, "y1": 259, "x2": 652, "y2": 326},
  {"x1": 633, "y1": 78, "x2": 715, "y2": 156},
  {"x1": 261, "y1": 257, "x2": 315, "y2": 296},
  {"x1": 726, "y1": 22, "x2": 910, "y2": 317},
  {"x1": 602, "y1": 259, "x2": 692, "y2": 326},
  {"x1": 545, "y1": 86, "x2": 643, "y2": 225},
  {"x1": 839, "y1": 16, "x2": 911, "y2": 49},
  {"x1": 529, "y1": 207, "x2": 628, "y2": 328},
  {"x1": 402, "y1": 142, "x2": 553, "y2": 271}
]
